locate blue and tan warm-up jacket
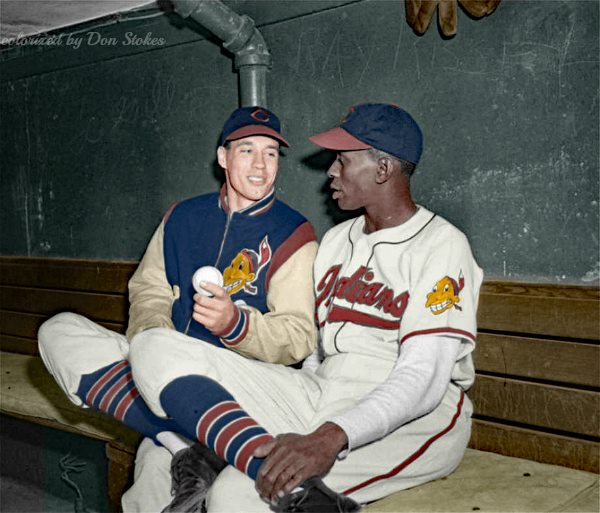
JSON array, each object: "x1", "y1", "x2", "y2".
[{"x1": 127, "y1": 186, "x2": 318, "y2": 365}]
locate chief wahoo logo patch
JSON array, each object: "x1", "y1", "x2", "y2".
[
  {"x1": 425, "y1": 271, "x2": 464, "y2": 315},
  {"x1": 223, "y1": 236, "x2": 272, "y2": 296}
]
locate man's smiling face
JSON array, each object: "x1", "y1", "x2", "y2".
[{"x1": 217, "y1": 135, "x2": 280, "y2": 212}]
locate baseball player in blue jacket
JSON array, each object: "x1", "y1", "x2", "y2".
[{"x1": 38, "y1": 106, "x2": 319, "y2": 512}]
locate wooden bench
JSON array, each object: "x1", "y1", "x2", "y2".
[
  {"x1": 1, "y1": 256, "x2": 598, "y2": 512},
  {"x1": 470, "y1": 281, "x2": 599, "y2": 472},
  {"x1": 0, "y1": 257, "x2": 141, "y2": 512}
]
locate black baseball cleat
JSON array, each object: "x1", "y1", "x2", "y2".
[
  {"x1": 161, "y1": 443, "x2": 226, "y2": 513},
  {"x1": 271, "y1": 476, "x2": 361, "y2": 513}
]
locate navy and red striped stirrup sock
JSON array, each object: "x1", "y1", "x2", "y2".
[
  {"x1": 160, "y1": 375, "x2": 274, "y2": 480},
  {"x1": 76, "y1": 360, "x2": 175, "y2": 440}
]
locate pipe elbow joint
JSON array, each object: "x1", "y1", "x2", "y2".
[
  {"x1": 224, "y1": 16, "x2": 271, "y2": 70},
  {"x1": 234, "y1": 30, "x2": 272, "y2": 69}
]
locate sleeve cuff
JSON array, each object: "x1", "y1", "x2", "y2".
[
  {"x1": 400, "y1": 327, "x2": 477, "y2": 344},
  {"x1": 326, "y1": 418, "x2": 353, "y2": 460},
  {"x1": 218, "y1": 306, "x2": 250, "y2": 346}
]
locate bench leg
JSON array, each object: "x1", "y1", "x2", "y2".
[{"x1": 105, "y1": 443, "x2": 135, "y2": 513}]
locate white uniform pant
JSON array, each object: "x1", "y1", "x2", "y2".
[
  {"x1": 121, "y1": 438, "x2": 173, "y2": 512},
  {"x1": 130, "y1": 327, "x2": 472, "y2": 510},
  {"x1": 39, "y1": 313, "x2": 472, "y2": 512}
]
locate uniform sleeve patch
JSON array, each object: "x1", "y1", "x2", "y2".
[{"x1": 425, "y1": 271, "x2": 465, "y2": 315}]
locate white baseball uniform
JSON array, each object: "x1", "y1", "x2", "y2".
[{"x1": 128, "y1": 205, "x2": 483, "y2": 510}]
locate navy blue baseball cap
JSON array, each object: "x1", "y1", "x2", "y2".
[
  {"x1": 309, "y1": 103, "x2": 423, "y2": 164},
  {"x1": 220, "y1": 106, "x2": 289, "y2": 147}
]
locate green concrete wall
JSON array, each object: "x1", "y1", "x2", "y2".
[
  {"x1": 1, "y1": 0, "x2": 598, "y2": 284},
  {"x1": 1, "y1": 415, "x2": 108, "y2": 512}
]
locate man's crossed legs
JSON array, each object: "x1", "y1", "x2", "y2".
[{"x1": 38, "y1": 313, "x2": 362, "y2": 512}]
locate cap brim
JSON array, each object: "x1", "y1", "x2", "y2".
[
  {"x1": 309, "y1": 127, "x2": 372, "y2": 151},
  {"x1": 226, "y1": 125, "x2": 289, "y2": 147}
]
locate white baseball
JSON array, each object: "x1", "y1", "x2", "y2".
[{"x1": 192, "y1": 266, "x2": 224, "y2": 296}]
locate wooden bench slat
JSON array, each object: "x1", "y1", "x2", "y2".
[
  {"x1": 0, "y1": 310, "x2": 44, "y2": 339},
  {"x1": 470, "y1": 418, "x2": 599, "y2": 473},
  {"x1": 0, "y1": 310, "x2": 126, "y2": 339},
  {"x1": 0, "y1": 257, "x2": 137, "y2": 294},
  {"x1": 474, "y1": 333, "x2": 600, "y2": 388},
  {"x1": 469, "y1": 375, "x2": 599, "y2": 437},
  {"x1": 0, "y1": 335, "x2": 39, "y2": 355},
  {"x1": 481, "y1": 281, "x2": 600, "y2": 300},
  {"x1": 0, "y1": 286, "x2": 128, "y2": 322},
  {"x1": 478, "y1": 284, "x2": 600, "y2": 339}
]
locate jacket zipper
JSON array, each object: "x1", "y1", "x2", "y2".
[
  {"x1": 184, "y1": 211, "x2": 234, "y2": 335},
  {"x1": 214, "y1": 211, "x2": 234, "y2": 268}
]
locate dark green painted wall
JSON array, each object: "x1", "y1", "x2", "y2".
[
  {"x1": 1, "y1": 0, "x2": 598, "y2": 284},
  {"x1": 1, "y1": 415, "x2": 108, "y2": 512}
]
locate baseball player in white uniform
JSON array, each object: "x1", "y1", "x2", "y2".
[{"x1": 106, "y1": 103, "x2": 483, "y2": 512}]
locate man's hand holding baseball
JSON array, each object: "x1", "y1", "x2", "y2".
[{"x1": 192, "y1": 282, "x2": 236, "y2": 334}]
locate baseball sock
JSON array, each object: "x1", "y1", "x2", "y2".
[
  {"x1": 159, "y1": 375, "x2": 274, "y2": 480},
  {"x1": 76, "y1": 360, "x2": 177, "y2": 441}
]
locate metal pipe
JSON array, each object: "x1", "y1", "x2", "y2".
[
  {"x1": 239, "y1": 66, "x2": 266, "y2": 108},
  {"x1": 171, "y1": 0, "x2": 271, "y2": 107}
]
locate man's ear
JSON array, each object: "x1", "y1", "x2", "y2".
[
  {"x1": 217, "y1": 146, "x2": 227, "y2": 169},
  {"x1": 375, "y1": 156, "x2": 395, "y2": 184}
]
